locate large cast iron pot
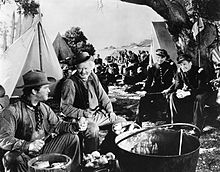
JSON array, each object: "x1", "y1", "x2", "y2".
[{"x1": 115, "y1": 123, "x2": 200, "y2": 172}]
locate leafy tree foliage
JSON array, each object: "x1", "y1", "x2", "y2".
[{"x1": 63, "y1": 26, "x2": 96, "y2": 57}]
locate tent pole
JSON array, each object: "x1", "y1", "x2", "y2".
[
  {"x1": 197, "y1": 17, "x2": 201, "y2": 67},
  {"x1": 37, "y1": 22, "x2": 43, "y2": 71},
  {"x1": 196, "y1": 1, "x2": 201, "y2": 67}
]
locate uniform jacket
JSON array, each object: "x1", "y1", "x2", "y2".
[
  {"x1": 144, "y1": 60, "x2": 177, "y2": 93},
  {"x1": 167, "y1": 65, "x2": 212, "y2": 96}
]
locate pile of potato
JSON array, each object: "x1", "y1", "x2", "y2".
[
  {"x1": 112, "y1": 121, "x2": 139, "y2": 135},
  {"x1": 33, "y1": 161, "x2": 66, "y2": 169},
  {"x1": 83, "y1": 151, "x2": 115, "y2": 168}
]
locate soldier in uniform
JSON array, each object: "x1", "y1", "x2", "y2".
[
  {"x1": 137, "y1": 49, "x2": 177, "y2": 125},
  {"x1": 164, "y1": 54, "x2": 213, "y2": 130}
]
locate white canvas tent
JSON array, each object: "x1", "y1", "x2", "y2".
[
  {"x1": 0, "y1": 18, "x2": 63, "y2": 97},
  {"x1": 150, "y1": 21, "x2": 177, "y2": 63}
]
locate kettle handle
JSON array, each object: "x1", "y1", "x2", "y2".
[
  {"x1": 115, "y1": 123, "x2": 201, "y2": 145},
  {"x1": 154, "y1": 123, "x2": 201, "y2": 137}
]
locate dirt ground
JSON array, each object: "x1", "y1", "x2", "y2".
[{"x1": 108, "y1": 85, "x2": 220, "y2": 172}]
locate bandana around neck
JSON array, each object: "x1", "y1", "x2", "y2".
[{"x1": 21, "y1": 95, "x2": 43, "y2": 131}]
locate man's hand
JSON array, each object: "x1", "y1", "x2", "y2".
[
  {"x1": 84, "y1": 109, "x2": 94, "y2": 118},
  {"x1": 176, "y1": 89, "x2": 191, "y2": 99},
  {"x1": 28, "y1": 139, "x2": 45, "y2": 153},
  {"x1": 78, "y1": 117, "x2": 88, "y2": 131},
  {"x1": 108, "y1": 112, "x2": 117, "y2": 123},
  {"x1": 161, "y1": 89, "x2": 169, "y2": 95}
]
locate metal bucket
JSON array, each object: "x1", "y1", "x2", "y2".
[
  {"x1": 28, "y1": 153, "x2": 72, "y2": 172},
  {"x1": 115, "y1": 123, "x2": 200, "y2": 172}
]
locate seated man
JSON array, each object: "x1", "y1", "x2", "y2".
[
  {"x1": 164, "y1": 54, "x2": 213, "y2": 130},
  {"x1": 0, "y1": 85, "x2": 10, "y2": 171},
  {"x1": 0, "y1": 70, "x2": 85, "y2": 172},
  {"x1": 137, "y1": 49, "x2": 177, "y2": 125},
  {"x1": 60, "y1": 52, "x2": 125, "y2": 154},
  {"x1": 0, "y1": 85, "x2": 10, "y2": 113}
]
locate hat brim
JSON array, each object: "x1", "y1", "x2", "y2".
[
  {"x1": 16, "y1": 81, "x2": 51, "y2": 89},
  {"x1": 177, "y1": 59, "x2": 185, "y2": 64},
  {"x1": 156, "y1": 53, "x2": 166, "y2": 58},
  {"x1": 73, "y1": 56, "x2": 91, "y2": 65}
]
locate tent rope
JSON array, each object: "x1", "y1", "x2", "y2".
[{"x1": 37, "y1": 22, "x2": 43, "y2": 71}]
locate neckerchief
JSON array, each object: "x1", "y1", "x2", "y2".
[{"x1": 21, "y1": 95, "x2": 43, "y2": 131}]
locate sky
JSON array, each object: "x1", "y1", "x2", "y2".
[
  {"x1": 0, "y1": 0, "x2": 163, "y2": 51},
  {"x1": 40, "y1": 0, "x2": 163, "y2": 50}
]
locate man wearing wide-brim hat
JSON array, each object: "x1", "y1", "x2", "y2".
[
  {"x1": 60, "y1": 51, "x2": 126, "y2": 154},
  {"x1": 0, "y1": 70, "x2": 83, "y2": 172}
]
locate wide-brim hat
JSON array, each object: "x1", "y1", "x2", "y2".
[
  {"x1": 72, "y1": 52, "x2": 91, "y2": 65},
  {"x1": 105, "y1": 56, "x2": 114, "y2": 64},
  {"x1": 177, "y1": 54, "x2": 192, "y2": 64},
  {"x1": 17, "y1": 70, "x2": 52, "y2": 88}
]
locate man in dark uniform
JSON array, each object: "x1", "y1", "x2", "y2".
[
  {"x1": 164, "y1": 54, "x2": 213, "y2": 130},
  {"x1": 137, "y1": 49, "x2": 177, "y2": 125}
]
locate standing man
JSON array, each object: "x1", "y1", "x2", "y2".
[
  {"x1": 61, "y1": 52, "x2": 125, "y2": 154},
  {"x1": 0, "y1": 70, "x2": 83, "y2": 172},
  {"x1": 164, "y1": 54, "x2": 213, "y2": 130},
  {"x1": 137, "y1": 49, "x2": 177, "y2": 125}
]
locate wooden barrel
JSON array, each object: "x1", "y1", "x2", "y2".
[{"x1": 28, "y1": 153, "x2": 72, "y2": 172}]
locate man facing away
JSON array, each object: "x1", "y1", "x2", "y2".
[
  {"x1": 0, "y1": 70, "x2": 85, "y2": 172},
  {"x1": 60, "y1": 52, "x2": 125, "y2": 154}
]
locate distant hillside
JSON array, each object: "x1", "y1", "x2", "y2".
[
  {"x1": 103, "y1": 39, "x2": 152, "y2": 50},
  {"x1": 138, "y1": 39, "x2": 152, "y2": 47},
  {"x1": 98, "y1": 39, "x2": 152, "y2": 58}
]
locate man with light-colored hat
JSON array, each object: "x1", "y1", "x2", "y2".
[
  {"x1": 61, "y1": 51, "x2": 126, "y2": 154},
  {"x1": 0, "y1": 70, "x2": 83, "y2": 172}
]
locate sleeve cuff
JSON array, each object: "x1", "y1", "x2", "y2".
[{"x1": 21, "y1": 141, "x2": 30, "y2": 154}]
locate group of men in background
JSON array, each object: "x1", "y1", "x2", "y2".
[{"x1": 0, "y1": 48, "x2": 217, "y2": 172}]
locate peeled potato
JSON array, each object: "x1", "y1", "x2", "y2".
[
  {"x1": 85, "y1": 161, "x2": 94, "y2": 168},
  {"x1": 114, "y1": 123, "x2": 122, "y2": 131},
  {"x1": 106, "y1": 152, "x2": 115, "y2": 160},
  {"x1": 91, "y1": 151, "x2": 101, "y2": 159},
  {"x1": 99, "y1": 155, "x2": 108, "y2": 165}
]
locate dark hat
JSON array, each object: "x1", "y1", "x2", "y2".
[
  {"x1": 17, "y1": 70, "x2": 51, "y2": 88},
  {"x1": 72, "y1": 52, "x2": 91, "y2": 65},
  {"x1": 0, "y1": 85, "x2": 9, "y2": 109},
  {"x1": 177, "y1": 54, "x2": 192, "y2": 64},
  {"x1": 156, "y1": 49, "x2": 169, "y2": 58},
  {"x1": 105, "y1": 56, "x2": 114, "y2": 64}
]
